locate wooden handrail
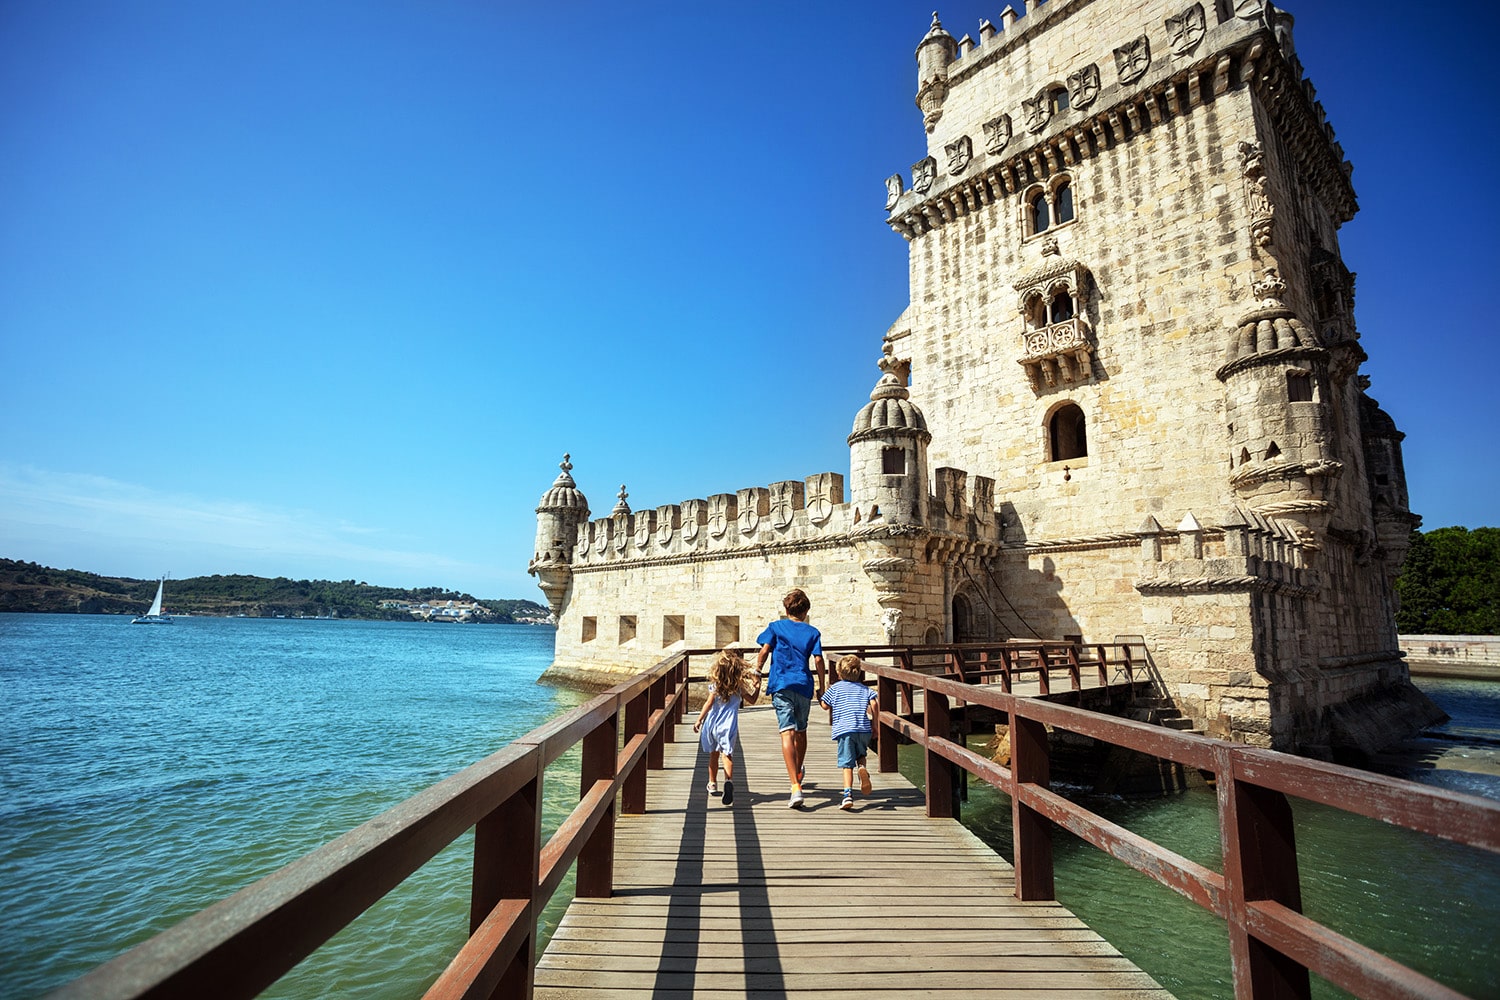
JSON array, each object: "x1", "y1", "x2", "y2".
[
  {"x1": 862, "y1": 655, "x2": 1500, "y2": 1000},
  {"x1": 48, "y1": 652, "x2": 691, "y2": 1000}
]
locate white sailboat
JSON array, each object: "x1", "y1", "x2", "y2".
[{"x1": 131, "y1": 578, "x2": 172, "y2": 624}]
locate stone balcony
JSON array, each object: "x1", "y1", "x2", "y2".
[{"x1": 1019, "y1": 316, "x2": 1094, "y2": 388}]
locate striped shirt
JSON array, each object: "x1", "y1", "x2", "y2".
[{"x1": 820, "y1": 680, "x2": 876, "y2": 739}]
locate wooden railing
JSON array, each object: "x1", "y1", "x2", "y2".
[
  {"x1": 48, "y1": 653, "x2": 691, "y2": 1000},
  {"x1": 822, "y1": 639, "x2": 1158, "y2": 699},
  {"x1": 863, "y1": 657, "x2": 1500, "y2": 1000}
]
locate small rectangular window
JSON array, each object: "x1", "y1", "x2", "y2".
[
  {"x1": 663, "y1": 615, "x2": 685, "y2": 647},
  {"x1": 715, "y1": 615, "x2": 740, "y2": 647},
  {"x1": 1286, "y1": 371, "x2": 1313, "y2": 402},
  {"x1": 1375, "y1": 474, "x2": 1390, "y2": 486},
  {"x1": 582, "y1": 617, "x2": 597, "y2": 643},
  {"x1": 882, "y1": 447, "x2": 906, "y2": 475},
  {"x1": 619, "y1": 615, "x2": 637, "y2": 644}
]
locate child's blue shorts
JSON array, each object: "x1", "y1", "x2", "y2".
[
  {"x1": 835, "y1": 732, "x2": 872, "y2": 769},
  {"x1": 772, "y1": 690, "x2": 811, "y2": 732}
]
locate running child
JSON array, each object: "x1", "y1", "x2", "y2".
[
  {"x1": 756, "y1": 588, "x2": 824, "y2": 809},
  {"x1": 819, "y1": 654, "x2": 877, "y2": 810},
  {"x1": 691, "y1": 648, "x2": 761, "y2": 806}
]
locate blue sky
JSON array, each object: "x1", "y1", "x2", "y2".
[{"x1": 2, "y1": 1, "x2": 1496, "y2": 600}]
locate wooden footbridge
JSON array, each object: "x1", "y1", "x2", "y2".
[{"x1": 50, "y1": 642, "x2": 1500, "y2": 1000}]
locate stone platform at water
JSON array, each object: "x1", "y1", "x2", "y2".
[{"x1": 535, "y1": 703, "x2": 1171, "y2": 998}]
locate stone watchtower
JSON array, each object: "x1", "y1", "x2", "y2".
[
  {"x1": 530, "y1": 2, "x2": 1437, "y2": 756},
  {"x1": 528, "y1": 455, "x2": 589, "y2": 616}
]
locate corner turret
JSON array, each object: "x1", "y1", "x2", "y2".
[
  {"x1": 529, "y1": 454, "x2": 589, "y2": 615},
  {"x1": 849, "y1": 346, "x2": 931, "y2": 527},
  {"x1": 915, "y1": 11, "x2": 957, "y2": 133}
]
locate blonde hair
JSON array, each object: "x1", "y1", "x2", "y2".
[
  {"x1": 836, "y1": 654, "x2": 864, "y2": 682},
  {"x1": 708, "y1": 648, "x2": 750, "y2": 695}
]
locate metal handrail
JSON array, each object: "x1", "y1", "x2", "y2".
[
  {"x1": 48, "y1": 653, "x2": 691, "y2": 1000},
  {"x1": 866, "y1": 659, "x2": 1500, "y2": 1000}
]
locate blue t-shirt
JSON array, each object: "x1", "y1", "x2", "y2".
[
  {"x1": 820, "y1": 679, "x2": 876, "y2": 739},
  {"x1": 757, "y1": 618, "x2": 822, "y2": 698}
]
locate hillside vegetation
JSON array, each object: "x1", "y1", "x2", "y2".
[{"x1": 0, "y1": 559, "x2": 548, "y2": 623}]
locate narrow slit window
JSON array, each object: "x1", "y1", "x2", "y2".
[
  {"x1": 618, "y1": 615, "x2": 637, "y2": 643},
  {"x1": 882, "y1": 447, "x2": 906, "y2": 475},
  {"x1": 1286, "y1": 371, "x2": 1313, "y2": 402},
  {"x1": 582, "y1": 616, "x2": 597, "y2": 643},
  {"x1": 1049, "y1": 404, "x2": 1088, "y2": 461}
]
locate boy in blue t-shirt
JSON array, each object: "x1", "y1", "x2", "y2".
[
  {"x1": 820, "y1": 654, "x2": 878, "y2": 810},
  {"x1": 755, "y1": 588, "x2": 823, "y2": 809}
]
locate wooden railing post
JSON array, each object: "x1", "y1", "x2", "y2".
[
  {"x1": 576, "y1": 710, "x2": 618, "y2": 899},
  {"x1": 1217, "y1": 747, "x2": 1310, "y2": 1000},
  {"x1": 1095, "y1": 644, "x2": 1108, "y2": 687},
  {"x1": 1066, "y1": 645, "x2": 1082, "y2": 690},
  {"x1": 1010, "y1": 711, "x2": 1054, "y2": 900},
  {"x1": 999, "y1": 647, "x2": 1013, "y2": 693},
  {"x1": 470, "y1": 753, "x2": 540, "y2": 997},
  {"x1": 674, "y1": 657, "x2": 687, "y2": 724},
  {"x1": 622, "y1": 690, "x2": 649, "y2": 814},
  {"x1": 877, "y1": 674, "x2": 898, "y2": 773},
  {"x1": 925, "y1": 688, "x2": 953, "y2": 819},
  {"x1": 647, "y1": 675, "x2": 666, "y2": 769}
]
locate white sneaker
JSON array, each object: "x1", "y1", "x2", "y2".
[
  {"x1": 788, "y1": 788, "x2": 804, "y2": 809},
  {"x1": 707, "y1": 781, "x2": 720, "y2": 796}
]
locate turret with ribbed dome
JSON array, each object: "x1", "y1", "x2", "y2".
[
  {"x1": 529, "y1": 454, "x2": 590, "y2": 615},
  {"x1": 848, "y1": 345, "x2": 931, "y2": 527}
]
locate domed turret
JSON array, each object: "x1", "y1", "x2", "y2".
[
  {"x1": 529, "y1": 454, "x2": 590, "y2": 614},
  {"x1": 915, "y1": 12, "x2": 957, "y2": 133},
  {"x1": 849, "y1": 349, "x2": 931, "y2": 527}
]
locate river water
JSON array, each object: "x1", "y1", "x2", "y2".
[{"x1": 2, "y1": 614, "x2": 1496, "y2": 998}]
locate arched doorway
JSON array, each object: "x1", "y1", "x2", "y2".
[{"x1": 952, "y1": 592, "x2": 984, "y2": 644}]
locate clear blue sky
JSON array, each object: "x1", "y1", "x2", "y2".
[{"x1": 2, "y1": 2, "x2": 1496, "y2": 600}]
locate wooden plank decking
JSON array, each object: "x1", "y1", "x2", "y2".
[{"x1": 535, "y1": 702, "x2": 1171, "y2": 998}]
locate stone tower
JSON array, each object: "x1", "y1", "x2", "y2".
[
  {"x1": 530, "y1": 1, "x2": 1436, "y2": 757},
  {"x1": 528, "y1": 454, "x2": 589, "y2": 616}
]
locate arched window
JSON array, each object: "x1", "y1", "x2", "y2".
[
  {"x1": 1048, "y1": 87, "x2": 1069, "y2": 114},
  {"x1": 1049, "y1": 403, "x2": 1088, "y2": 461},
  {"x1": 1022, "y1": 174, "x2": 1078, "y2": 240},
  {"x1": 1030, "y1": 191, "x2": 1050, "y2": 234},
  {"x1": 1054, "y1": 181, "x2": 1074, "y2": 223},
  {"x1": 1049, "y1": 290, "x2": 1074, "y2": 323}
]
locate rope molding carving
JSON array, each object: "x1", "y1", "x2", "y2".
[
  {"x1": 1002, "y1": 528, "x2": 1226, "y2": 555},
  {"x1": 1135, "y1": 576, "x2": 1317, "y2": 597}
]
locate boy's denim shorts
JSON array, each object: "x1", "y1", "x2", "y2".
[
  {"x1": 836, "y1": 732, "x2": 872, "y2": 769},
  {"x1": 772, "y1": 690, "x2": 811, "y2": 733}
]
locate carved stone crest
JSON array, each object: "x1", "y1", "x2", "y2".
[
  {"x1": 911, "y1": 156, "x2": 937, "y2": 194},
  {"x1": 769, "y1": 480, "x2": 803, "y2": 530},
  {"x1": 655, "y1": 504, "x2": 678, "y2": 547},
  {"x1": 1067, "y1": 64, "x2": 1101, "y2": 110},
  {"x1": 881, "y1": 608, "x2": 902, "y2": 643},
  {"x1": 707, "y1": 494, "x2": 735, "y2": 539},
  {"x1": 1167, "y1": 4, "x2": 1206, "y2": 56},
  {"x1": 594, "y1": 521, "x2": 609, "y2": 554},
  {"x1": 945, "y1": 135, "x2": 973, "y2": 175},
  {"x1": 1022, "y1": 91, "x2": 1051, "y2": 134},
  {"x1": 737, "y1": 488, "x2": 766, "y2": 535},
  {"x1": 681, "y1": 499, "x2": 705, "y2": 543},
  {"x1": 884, "y1": 173, "x2": 904, "y2": 211},
  {"x1": 982, "y1": 114, "x2": 1012, "y2": 155},
  {"x1": 804, "y1": 472, "x2": 842, "y2": 525},
  {"x1": 1114, "y1": 35, "x2": 1151, "y2": 84},
  {"x1": 972, "y1": 476, "x2": 995, "y2": 524}
]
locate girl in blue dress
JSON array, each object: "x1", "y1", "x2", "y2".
[{"x1": 692, "y1": 648, "x2": 762, "y2": 806}]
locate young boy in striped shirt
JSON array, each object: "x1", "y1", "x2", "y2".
[{"x1": 819, "y1": 654, "x2": 878, "y2": 810}]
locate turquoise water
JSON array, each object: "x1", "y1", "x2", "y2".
[
  {"x1": 0, "y1": 614, "x2": 585, "y2": 999},
  {"x1": 5, "y1": 614, "x2": 1497, "y2": 999},
  {"x1": 897, "y1": 675, "x2": 1500, "y2": 1000}
]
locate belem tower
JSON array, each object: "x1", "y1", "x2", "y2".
[{"x1": 529, "y1": 0, "x2": 1441, "y2": 756}]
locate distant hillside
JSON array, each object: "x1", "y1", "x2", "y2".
[{"x1": 0, "y1": 559, "x2": 550, "y2": 623}]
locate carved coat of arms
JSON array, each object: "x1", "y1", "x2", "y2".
[
  {"x1": 982, "y1": 114, "x2": 1012, "y2": 155},
  {"x1": 594, "y1": 522, "x2": 609, "y2": 554},
  {"x1": 972, "y1": 477, "x2": 995, "y2": 524},
  {"x1": 945, "y1": 135, "x2": 973, "y2": 175},
  {"x1": 1167, "y1": 4, "x2": 1206, "y2": 56},
  {"x1": 911, "y1": 156, "x2": 937, "y2": 194},
  {"x1": 1022, "y1": 91, "x2": 1051, "y2": 134},
  {"x1": 708, "y1": 495, "x2": 733, "y2": 539},
  {"x1": 769, "y1": 481, "x2": 801, "y2": 530},
  {"x1": 655, "y1": 505, "x2": 677, "y2": 547},
  {"x1": 634, "y1": 510, "x2": 653, "y2": 550},
  {"x1": 1114, "y1": 36, "x2": 1151, "y2": 84},
  {"x1": 884, "y1": 173, "x2": 904, "y2": 211},
  {"x1": 612, "y1": 514, "x2": 629, "y2": 552},
  {"x1": 1067, "y1": 64, "x2": 1101, "y2": 109},
  {"x1": 682, "y1": 500, "x2": 704, "y2": 542}
]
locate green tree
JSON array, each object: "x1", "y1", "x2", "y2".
[{"x1": 1395, "y1": 527, "x2": 1500, "y2": 635}]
